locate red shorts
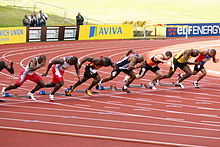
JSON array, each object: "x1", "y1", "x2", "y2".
[
  {"x1": 52, "y1": 64, "x2": 64, "y2": 84},
  {"x1": 16, "y1": 69, "x2": 42, "y2": 86}
]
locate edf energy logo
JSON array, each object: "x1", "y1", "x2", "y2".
[
  {"x1": 89, "y1": 26, "x2": 122, "y2": 38},
  {"x1": 166, "y1": 23, "x2": 220, "y2": 37},
  {"x1": 167, "y1": 27, "x2": 177, "y2": 36}
]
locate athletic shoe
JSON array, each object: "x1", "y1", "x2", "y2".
[
  {"x1": 193, "y1": 81, "x2": 200, "y2": 88},
  {"x1": 123, "y1": 75, "x2": 130, "y2": 83},
  {"x1": 86, "y1": 90, "x2": 93, "y2": 96},
  {"x1": 95, "y1": 85, "x2": 100, "y2": 90},
  {"x1": 65, "y1": 89, "x2": 72, "y2": 96},
  {"x1": 122, "y1": 86, "x2": 131, "y2": 93},
  {"x1": 1, "y1": 87, "x2": 6, "y2": 97},
  {"x1": 154, "y1": 80, "x2": 160, "y2": 86},
  {"x1": 27, "y1": 92, "x2": 37, "y2": 101},
  {"x1": 148, "y1": 83, "x2": 157, "y2": 90},
  {"x1": 49, "y1": 93, "x2": 54, "y2": 102},
  {"x1": 177, "y1": 82, "x2": 185, "y2": 88},
  {"x1": 177, "y1": 73, "x2": 183, "y2": 81},
  {"x1": 0, "y1": 99, "x2": 6, "y2": 102}
]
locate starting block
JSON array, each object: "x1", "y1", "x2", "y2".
[
  {"x1": 128, "y1": 83, "x2": 148, "y2": 89},
  {"x1": 72, "y1": 89, "x2": 99, "y2": 93},
  {"x1": 159, "y1": 82, "x2": 180, "y2": 87},
  {"x1": 2, "y1": 93, "x2": 31, "y2": 99},
  {"x1": 61, "y1": 89, "x2": 100, "y2": 96},
  {"x1": 39, "y1": 91, "x2": 47, "y2": 95},
  {"x1": 96, "y1": 85, "x2": 123, "y2": 91}
]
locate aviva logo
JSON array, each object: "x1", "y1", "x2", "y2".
[{"x1": 89, "y1": 26, "x2": 122, "y2": 38}]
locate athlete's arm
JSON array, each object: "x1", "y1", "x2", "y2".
[
  {"x1": 4, "y1": 61, "x2": 14, "y2": 74},
  {"x1": 154, "y1": 54, "x2": 167, "y2": 63},
  {"x1": 42, "y1": 59, "x2": 64, "y2": 77},
  {"x1": 79, "y1": 57, "x2": 96, "y2": 69},
  {"x1": 74, "y1": 62, "x2": 80, "y2": 79},
  {"x1": 135, "y1": 61, "x2": 145, "y2": 69},
  {"x1": 125, "y1": 49, "x2": 136, "y2": 57},
  {"x1": 212, "y1": 56, "x2": 219, "y2": 63},
  {"x1": 183, "y1": 50, "x2": 199, "y2": 65},
  {"x1": 128, "y1": 57, "x2": 137, "y2": 70}
]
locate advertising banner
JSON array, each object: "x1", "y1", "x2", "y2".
[
  {"x1": 166, "y1": 23, "x2": 220, "y2": 37},
  {"x1": 78, "y1": 25, "x2": 134, "y2": 40},
  {"x1": 27, "y1": 26, "x2": 78, "y2": 42},
  {"x1": 0, "y1": 27, "x2": 26, "y2": 44}
]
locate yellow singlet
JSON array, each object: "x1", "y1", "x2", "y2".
[{"x1": 174, "y1": 50, "x2": 192, "y2": 63}]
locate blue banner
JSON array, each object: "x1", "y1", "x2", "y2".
[{"x1": 166, "y1": 23, "x2": 220, "y2": 37}]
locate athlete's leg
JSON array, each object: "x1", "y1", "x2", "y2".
[
  {"x1": 45, "y1": 82, "x2": 56, "y2": 87},
  {"x1": 71, "y1": 76, "x2": 88, "y2": 90},
  {"x1": 152, "y1": 70, "x2": 163, "y2": 83},
  {"x1": 124, "y1": 70, "x2": 136, "y2": 86},
  {"x1": 30, "y1": 79, "x2": 46, "y2": 93},
  {"x1": 159, "y1": 67, "x2": 175, "y2": 80},
  {"x1": 136, "y1": 66, "x2": 148, "y2": 79},
  {"x1": 101, "y1": 69, "x2": 120, "y2": 84},
  {"x1": 196, "y1": 68, "x2": 207, "y2": 82},
  {"x1": 86, "y1": 75, "x2": 101, "y2": 90},
  {"x1": 5, "y1": 84, "x2": 19, "y2": 91},
  {"x1": 51, "y1": 81, "x2": 64, "y2": 95},
  {"x1": 177, "y1": 65, "x2": 192, "y2": 83},
  {"x1": 192, "y1": 70, "x2": 199, "y2": 75}
]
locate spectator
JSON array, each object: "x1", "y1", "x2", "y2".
[
  {"x1": 37, "y1": 10, "x2": 48, "y2": 26},
  {"x1": 30, "y1": 12, "x2": 38, "y2": 27},
  {"x1": 23, "y1": 14, "x2": 30, "y2": 27},
  {"x1": 38, "y1": 15, "x2": 46, "y2": 26},
  {"x1": 76, "y1": 12, "x2": 84, "y2": 25}
]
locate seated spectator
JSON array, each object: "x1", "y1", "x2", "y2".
[
  {"x1": 23, "y1": 14, "x2": 30, "y2": 27},
  {"x1": 37, "y1": 10, "x2": 48, "y2": 26}
]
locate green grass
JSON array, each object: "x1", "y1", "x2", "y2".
[{"x1": 0, "y1": 5, "x2": 74, "y2": 27}]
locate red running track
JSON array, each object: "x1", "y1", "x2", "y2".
[{"x1": 0, "y1": 38, "x2": 220, "y2": 147}]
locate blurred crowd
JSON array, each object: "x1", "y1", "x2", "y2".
[{"x1": 23, "y1": 10, "x2": 48, "y2": 27}]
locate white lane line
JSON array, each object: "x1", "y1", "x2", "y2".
[
  {"x1": 3, "y1": 99, "x2": 220, "y2": 128},
  {"x1": 1, "y1": 117, "x2": 220, "y2": 141},
  {"x1": 104, "y1": 106, "x2": 120, "y2": 109},
  {"x1": 0, "y1": 126, "x2": 203, "y2": 147},
  {"x1": 2, "y1": 110, "x2": 220, "y2": 132}
]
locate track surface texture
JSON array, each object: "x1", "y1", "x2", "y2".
[{"x1": 0, "y1": 38, "x2": 220, "y2": 147}]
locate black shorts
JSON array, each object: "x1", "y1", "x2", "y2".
[
  {"x1": 111, "y1": 66, "x2": 132, "y2": 78},
  {"x1": 171, "y1": 58, "x2": 187, "y2": 72},
  {"x1": 139, "y1": 61, "x2": 160, "y2": 77},
  {"x1": 194, "y1": 61, "x2": 204, "y2": 71},
  {"x1": 84, "y1": 64, "x2": 99, "y2": 79}
]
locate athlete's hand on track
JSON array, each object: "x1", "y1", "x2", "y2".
[{"x1": 10, "y1": 62, "x2": 14, "y2": 66}]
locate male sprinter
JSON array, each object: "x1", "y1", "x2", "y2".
[
  {"x1": 159, "y1": 48, "x2": 200, "y2": 88},
  {"x1": 42, "y1": 56, "x2": 80, "y2": 101},
  {"x1": 65, "y1": 56, "x2": 115, "y2": 96},
  {"x1": 192, "y1": 49, "x2": 219, "y2": 88},
  {"x1": 0, "y1": 61, "x2": 14, "y2": 102},
  {"x1": 135, "y1": 51, "x2": 172, "y2": 90},
  {"x1": 100, "y1": 50, "x2": 144, "y2": 93},
  {"x1": 1, "y1": 56, "x2": 46, "y2": 100}
]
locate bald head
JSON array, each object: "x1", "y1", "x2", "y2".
[
  {"x1": 191, "y1": 49, "x2": 199, "y2": 57},
  {"x1": 68, "y1": 56, "x2": 78, "y2": 65},
  {"x1": 137, "y1": 55, "x2": 144, "y2": 63},
  {"x1": 209, "y1": 49, "x2": 216, "y2": 56},
  {"x1": 102, "y1": 57, "x2": 113, "y2": 67},
  {"x1": 38, "y1": 55, "x2": 46, "y2": 63}
]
